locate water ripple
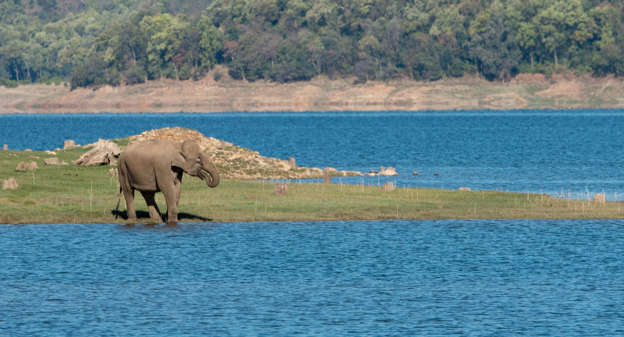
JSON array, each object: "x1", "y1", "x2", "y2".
[{"x1": 1, "y1": 220, "x2": 623, "y2": 335}]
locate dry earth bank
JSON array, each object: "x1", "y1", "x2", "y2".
[{"x1": 2, "y1": 71, "x2": 624, "y2": 113}]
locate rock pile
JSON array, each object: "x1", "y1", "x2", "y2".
[{"x1": 128, "y1": 127, "x2": 362, "y2": 180}]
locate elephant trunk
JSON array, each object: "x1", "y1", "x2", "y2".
[{"x1": 200, "y1": 154, "x2": 220, "y2": 188}]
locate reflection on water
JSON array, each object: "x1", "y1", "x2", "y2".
[{"x1": 1, "y1": 220, "x2": 623, "y2": 335}]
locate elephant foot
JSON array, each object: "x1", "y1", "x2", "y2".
[
  {"x1": 149, "y1": 214, "x2": 164, "y2": 223},
  {"x1": 147, "y1": 215, "x2": 164, "y2": 223}
]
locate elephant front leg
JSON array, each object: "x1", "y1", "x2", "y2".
[
  {"x1": 161, "y1": 184, "x2": 179, "y2": 223},
  {"x1": 140, "y1": 191, "x2": 164, "y2": 223},
  {"x1": 123, "y1": 188, "x2": 137, "y2": 221}
]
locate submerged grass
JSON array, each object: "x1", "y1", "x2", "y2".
[{"x1": 2, "y1": 149, "x2": 624, "y2": 224}]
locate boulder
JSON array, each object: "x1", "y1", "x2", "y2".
[
  {"x1": 44, "y1": 157, "x2": 67, "y2": 166},
  {"x1": 64, "y1": 140, "x2": 77, "y2": 149},
  {"x1": 16, "y1": 161, "x2": 39, "y2": 171},
  {"x1": 2, "y1": 178, "x2": 18, "y2": 190},
  {"x1": 458, "y1": 187, "x2": 471, "y2": 192},
  {"x1": 379, "y1": 166, "x2": 398, "y2": 176},
  {"x1": 288, "y1": 157, "x2": 297, "y2": 170},
  {"x1": 2, "y1": 144, "x2": 7, "y2": 150},
  {"x1": 74, "y1": 139, "x2": 121, "y2": 166}
]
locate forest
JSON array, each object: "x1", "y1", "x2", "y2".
[{"x1": 1, "y1": 0, "x2": 623, "y2": 89}]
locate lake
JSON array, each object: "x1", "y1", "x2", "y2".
[
  {"x1": 2, "y1": 110, "x2": 624, "y2": 335},
  {"x1": 1, "y1": 220, "x2": 623, "y2": 336}
]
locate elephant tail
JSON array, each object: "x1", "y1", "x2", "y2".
[{"x1": 115, "y1": 157, "x2": 130, "y2": 219}]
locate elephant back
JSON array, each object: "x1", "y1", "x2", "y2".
[{"x1": 118, "y1": 140, "x2": 179, "y2": 191}]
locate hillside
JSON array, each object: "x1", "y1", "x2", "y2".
[{"x1": 3, "y1": 1, "x2": 624, "y2": 90}]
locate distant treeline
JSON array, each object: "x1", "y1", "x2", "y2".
[{"x1": 1, "y1": 0, "x2": 624, "y2": 89}]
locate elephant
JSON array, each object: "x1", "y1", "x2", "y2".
[{"x1": 117, "y1": 140, "x2": 219, "y2": 223}]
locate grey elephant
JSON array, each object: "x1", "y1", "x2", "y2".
[{"x1": 117, "y1": 140, "x2": 219, "y2": 223}]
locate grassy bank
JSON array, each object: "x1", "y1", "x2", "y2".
[{"x1": 2, "y1": 148, "x2": 624, "y2": 224}]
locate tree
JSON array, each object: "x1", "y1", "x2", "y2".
[
  {"x1": 198, "y1": 16, "x2": 224, "y2": 72},
  {"x1": 468, "y1": 0, "x2": 520, "y2": 80}
]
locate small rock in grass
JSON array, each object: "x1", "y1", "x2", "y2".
[
  {"x1": 593, "y1": 193, "x2": 606, "y2": 204},
  {"x1": 274, "y1": 183, "x2": 288, "y2": 195},
  {"x1": 382, "y1": 182, "x2": 396, "y2": 192},
  {"x1": 2, "y1": 178, "x2": 18, "y2": 190},
  {"x1": 44, "y1": 157, "x2": 67, "y2": 166},
  {"x1": 323, "y1": 168, "x2": 332, "y2": 184},
  {"x1": 16, "y1": 161, "x2": 39, "y2": 171}
]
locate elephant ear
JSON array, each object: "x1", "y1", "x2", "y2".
[
  {"x1": 172, "y1": 141, "x2": 200, "y2": 172},
  {"x1": 171, "y1": 152, "x2": 187, "y2": 171}
]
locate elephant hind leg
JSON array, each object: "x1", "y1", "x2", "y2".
[
  {"x1": 123, "y1": 188, "x2": 137, "y2": 221},
  {"x1": 140, "y1": 191, "x2": 164, "y2": 223}
]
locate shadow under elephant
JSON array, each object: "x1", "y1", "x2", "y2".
[{"x1": 111, "y1": 209, "x2": 213, "y2": 224}]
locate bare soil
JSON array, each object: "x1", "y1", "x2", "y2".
[{"x1": 2, "y1": 70, "x2": 624, "y2": 113}]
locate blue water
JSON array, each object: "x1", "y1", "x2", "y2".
[
  {"x1": 1, "y1": 220, "x2": 623, "y2": 336},
  {"x1": 3, "y1": 110, "x2": 624, "y2": 335},
  {"x1": 3, "y1": 110, "x2": 624, "y2": 198}
]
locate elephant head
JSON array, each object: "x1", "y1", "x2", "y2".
[{"x1": 173, "y1": 140, "x2": 220, "y2": 187}]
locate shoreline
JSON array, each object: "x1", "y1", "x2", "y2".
[{"x1": 3, "y1": 72, "x2": 624, "y2": 114}]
